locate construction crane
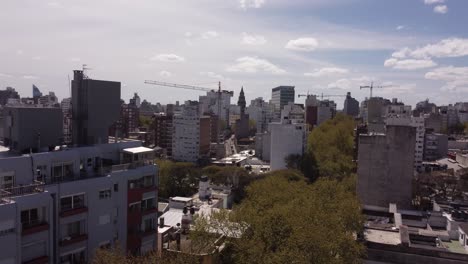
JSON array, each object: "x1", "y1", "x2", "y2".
[
  {"x1": 144, "y1": 80, "x2": 234, "y2": 158},
  {"x1": 298, "y1": 93, "x2": 346, "y2": 100},
  {"x1": 360, "y1": 82, "x2": 395, "y2": 98}
]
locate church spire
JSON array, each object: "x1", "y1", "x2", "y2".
[{"x1": 238, "y1": 86, "x2": 246, "y2": 115}]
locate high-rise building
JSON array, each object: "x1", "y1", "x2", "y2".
[
  {"x1": 317, "y1": 100, "x2": 336, "y2": 125},
  {"x1": 172, "y1": 101, "x2": 210, "y2": 163},
  {"x1": 343, "y1": 92, "x2": 359, "y2": 117},
  {"x1": 304, "y1": 95, "x2": 319, "y2": 129},
  {"x1": 71, "y1": 70, "x2": 121, "y2": 146},
  {"x1": 271, "y1": 86, "x2": 295, "y2": 112},
  {"x1": 386, "y1": 116, "x2": 425, "y2": 172},
  {"x1": 32, "y1": 84, "x2": 43, "y2": 98},
  {"x1": 199, "y1": 90, "x2": 233, "y2": 123},
  {"x1": 152, "y1": 113, "x2": 173, "y2": 157},
  {"x1": 269, "y1": 117, "x2": 307, "y2": 171},
  {"x1": 246, "y1": 98, "x2": 274, "y2": 133},
  {"x1": 0, "y1": 141, "x2": 158, "y2": 262},
  {"x1": 357, "y1": 125, "x2": 416, "y2": 209}
]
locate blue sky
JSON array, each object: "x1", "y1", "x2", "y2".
[{"x1": 1, "y1": 0, "x2": 468, "y2": 108}]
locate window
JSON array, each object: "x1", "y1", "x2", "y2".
[
  {"x1": 129, "y1": 202, "x2": 140, "y2": 212},
  {"x1": 60, "y1": 194, "x2": 85, "y2": 211},
  {"x1": 60, "y1": 250, "x2": 85, "y2": 264},
  {"x1": 52, "y1": 162, "x2": 74, "y2": 182},
  {"x1": 99, "y1": 189, "x2": 111, "y2": 200},
  {"x1": 0, "y1": 173, "x2": 15, "y2": 189},
  {"x1": 66, "y1": 221, "x2": 83, "y2": 238},
  {"x1": 143, "y1": 218, "x2": 155, "y2": 232},
  {"x1": 21, "y1": 208, "x2": 39, "y2": 228},
  {"x1": 141, "y1": 198, "x2": 155, "y2": 211},
  {"x1": 114, "y1": 183, "x2": 118, "y2": 192}
]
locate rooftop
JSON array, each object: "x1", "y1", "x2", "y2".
[{"x1": 123, "y1": 146, "x2": 154, "y2": 154}]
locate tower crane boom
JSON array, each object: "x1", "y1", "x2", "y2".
[{"x1": 360, "y1": 82, "x2": 396, "y2": 98}]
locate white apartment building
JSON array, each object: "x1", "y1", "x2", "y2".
[
  {"x1": 269, "y1": 118, "x2": 307, "y2": 171},
  {"x1": 172, "y1": 102, "x2": 202, "y2": 163}
]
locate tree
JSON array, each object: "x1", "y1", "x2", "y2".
[
  {"x1": 221, "y1": 170, "x2": 365, "y2": 264},
  {"x1": 201, "y1": 165, "x2": 258, "y2": 203},
  {"x1": 284, "y1": 153, "x2": 319, "y2": 182},
  {"x1": 307, "y1": 114, "x2": 356, "y2": 180},
  {"x1": 156, "y1": 160, "x2": 201, "y2": 199},
  {"x1": 92, "y1": 246, "x2": 200, "y2": 264}
]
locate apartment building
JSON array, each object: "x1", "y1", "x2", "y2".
[{"x1": 0, "y1": 141, "x2": 158, "y2": 264}]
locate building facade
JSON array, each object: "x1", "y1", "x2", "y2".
[
  {"x1": 343, "y1": 92, "x2": 359, "y2": 117},
  {"x1": 357, "y1": 125, "x2": 416, "y2": 209},
  {"x1": 269, "y1": 118, "x2": 307, "y2": 170},
  {"x1": 271, "y1": 86, "x2": 295, "y2": 112},
  {"x1": 0, "y1": 141, "x2": 159, "y2": 263},
  {"x1": 424, "y1": 133, "x2": 448, "y2": 161}
]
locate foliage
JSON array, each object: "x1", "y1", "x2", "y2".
[
  {"x1": 307, "y1": 114, "x2": 356, "y2": 180},
  {"x1": 92, "y1": 245, "x2": 199, "y2": 264},
  {"x1": 156, "y1": 160, "x2": 201, "y2": 199},
  {"x1": 284, "y1": 153, "x2": 319, "y2": 182},
  {"x1": 201, "y1": 165, "x2": 258, "y2": 203},
  {"x1": 194, "y1": 170, "x2": 365, "y2": 264},
  {"x1": 448, "y1": 122, "x2": 465, "y2": 135},
  {"x1": 465, "y1": 122, "x2": 468, "y2": 135},
  {"x1": 139, "y1": 115, "x2": 152, "y2": 129}
]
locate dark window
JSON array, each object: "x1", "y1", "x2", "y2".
[{"x1": 114, "y1": 183, "x2": 119, "y2": 192}]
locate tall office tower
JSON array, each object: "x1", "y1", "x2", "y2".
[
  {"x1": 357, "y1": 125, "x2": 416, "y2": 209},
  {"x1": 343, "y1": 92, "x2": 359, "y2": 117},
  {"x1": 271, "y1": 86, "x2": 295, "y2": 112},
  {"x1": 71, "y1": 70, "x2": 121, "y2": 145}
]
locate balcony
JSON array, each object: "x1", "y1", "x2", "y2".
[
  {"x1": 60, "y1": 207, "x2": 88, "y2": 218},
  {"x1": 22, "y1": 220, "x2": 49, "y2": 236},
  {"x1": 141, "y1": 206, "x2": 158, "y2": 216},
  {"x1": 60, "y1": 234, "x2": 88, "y2": 247},
  {"x1": 140, "y1": 227, "x2": 157, "y2": 237},
  {"x1": 22, "y1": 256, "x2": 49, "y2": 264},
  {"x1": 0, "y1": 181, "x2": 45, "y2": 203}
]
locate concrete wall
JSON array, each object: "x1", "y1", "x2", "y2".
[
  {"x1": 357, "y1": 126, "x2": 416, "y2": 209},
  {"x1": 269, "y1": 121, "x2": 306, "y2": 170},
  {"x1": 2, "y1": 107, "x2": 63, "y2": 153}
]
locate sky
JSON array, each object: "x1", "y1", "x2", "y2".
[{"x1": 1, "y1": 0, "x2": 468, "y2": 108}]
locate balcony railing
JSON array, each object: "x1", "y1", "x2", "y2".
[
  {"x1": 22, "y1": 220, "x2": 49, "y2": 236},
  {"x1": 60, "y1": 206, "x2": 88, "y2": 218},
  {"x1": 0, "y1": 181, "x2": 45, "y2": 203},
  {"x1": 59, "y1": 233, "x2": 88, "y2": 247}
]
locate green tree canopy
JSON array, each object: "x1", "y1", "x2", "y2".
[
  {"x1": 157, "y1": 160, "x2": 201, "y2": 199},
  {"x1": 223, "y1": 170, "x2": 364, "y2": 263},
  {"x1": 307, "y1": 114, "x2": 356, "y2": 179}
]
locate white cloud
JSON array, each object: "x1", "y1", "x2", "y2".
[
  {"x1": 159, "y1": 71, "x2": 172, "y2": 77},
  {"x1": 201, "y1": 31, "x2": 219, "y2": 39},
  {"x1": 150, "y1": 54, "x2": 185, "y2": 62},
  {"x1": 70, "y1": 57, "x2": 81, "y2": 62},
  {"x1": 23, "y1": 75, "x2": 38, "y2": 79},
  {"x1": 184, "y1": 32, "x2": 193, "y2": 38},
  {"x1": 16, "y1": 50, "x2": 23, "y2": 55},
  {"x1": 406, "y1": 38, "x2": 468, "y2": 59},
  {"x1": 285, "y1": 37, "x2": 319, "y2": 52},
  {"x1": 424, "y1": 0, "x2": 445, "y2": 5},
  {"x1": 384, "y1": 58, "x2": 436, "y2": 70},
  {"x1": 327, "y1": 76, "x2": 372, "y2": 90},
  {"x1": 396, "y1": 25, "x2": 406, "y2": 31},
  {"x1": 0, "y1": 73, "x2": 13, "y2": 78},
  {"x1": 239, "y1": 0, "x2": 265, "y2": 9},
  {"x1": 304, "y1": 67, "x2": 349, "y2": 77},
  {"x1": 241, "y1": 32, "x2": 267, "y2": 45},
  {"x1": 200, "y1": 71, "x2": 225, "y2": 80},
  {"x1": 433, "y1": 5, "x2": 448, "y2": 14},
  {"x1": 32, "y1": 56, "x2": 42, "y2": 60},
  {"x1": 425, "y1": 66, "x2": 468, "y2": 92},
  {"x1": 226, "y1": 56, "x2": 286, "y2": 74}
]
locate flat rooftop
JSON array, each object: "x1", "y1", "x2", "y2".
[
  {"x1": 366, "y1": 229, "x2": 401, "y2": 245},
  {"x1": 123, "y1": 146, "x2": 154, "y2": 154}
]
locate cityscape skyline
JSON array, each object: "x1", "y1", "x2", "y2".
[{"x1": 1, "y1": 0, "x2": 468, "y2": 108}]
